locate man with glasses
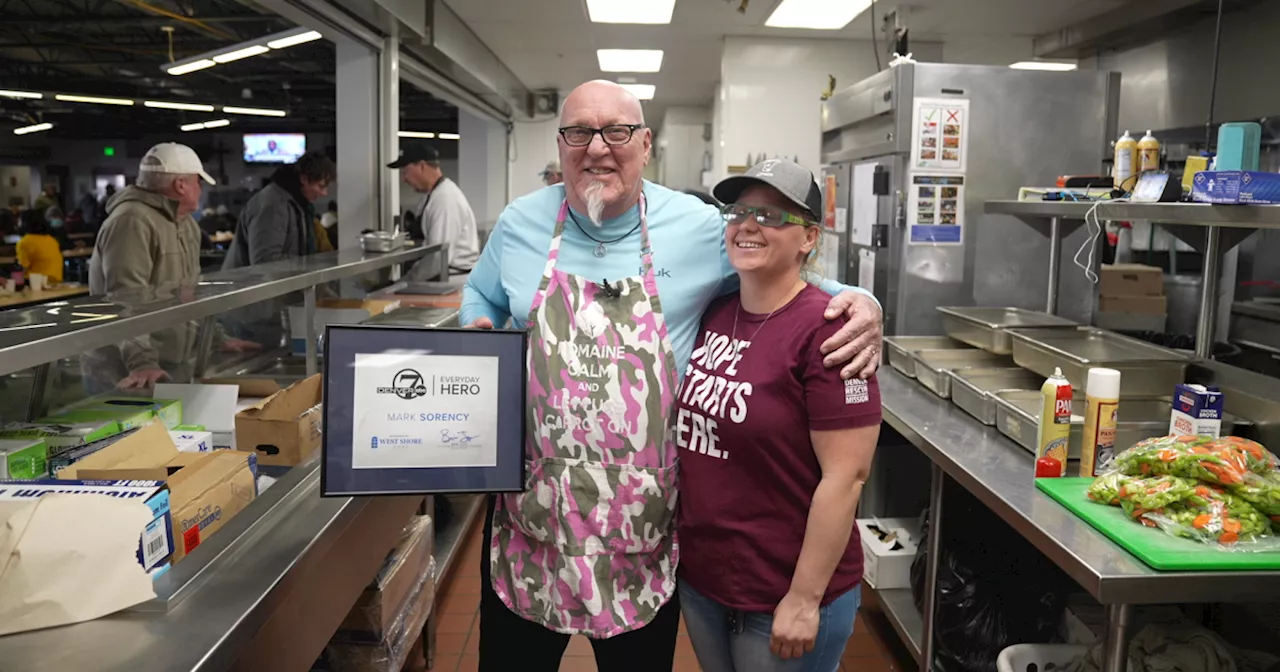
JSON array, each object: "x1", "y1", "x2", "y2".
[{"x1": 461, "y1": 80, "x2": 882, "y2": 672}]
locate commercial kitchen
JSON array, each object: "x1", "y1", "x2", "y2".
[{"x1": 2, "y1": 1, "x2": 1280, "y2": 672}]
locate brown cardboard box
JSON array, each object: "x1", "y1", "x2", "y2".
[
  {"x1": 337, "y1": 515, "x2": 434, "y2": 641},
  {"x1": 1098, "y1": 295, "x2": 1168, "y2": 315},
  {"x1": 56, "y1": 422, "x2": 176, "y2": 480},
  {"x1": 1100, "y1": 264, "x2": 1164, "y2": 297},
  {"x1": 235, "y1": 374, "x2": 322, "y2": 467}
]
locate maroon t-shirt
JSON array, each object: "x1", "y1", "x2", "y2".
[{"x1": 674, "y1": 285, "x2": 882, "y2": 611}]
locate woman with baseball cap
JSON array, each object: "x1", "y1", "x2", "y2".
[{"x1": 675, "y1": 159, "x2": 882, "y2": 672}]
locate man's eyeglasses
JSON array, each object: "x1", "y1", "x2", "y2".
[
  {"x1": 558, "y1": 124, "x2": 645, "y2": 147},
  {"x1": 720, "y1": 204, "x2": 817, "y2": 228}
]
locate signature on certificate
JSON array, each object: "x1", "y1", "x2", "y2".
[{"x1": 440, "y1": 429, "x2": 480, "y2": 445}]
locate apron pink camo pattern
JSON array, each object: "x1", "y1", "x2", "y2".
[{"x1": 490, "y1": 195, "x2": 680, "y2": 638}]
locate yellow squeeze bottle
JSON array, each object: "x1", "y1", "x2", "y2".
[
  {"x1": 1138, "y1": 130, "x2": 1161, "y2": 173},
  {"x1": 1036, "y1": 368, "x2": 1072, "y2": 478},
  {"x1": 1080, "y1": 368, "x2": 1122, "y2": 477}
]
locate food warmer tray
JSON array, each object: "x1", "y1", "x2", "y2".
[
  {"x1": 884, "y1": 336, "x2": 969, "y2": 379},
  {"x1": 911, "y1": 349, "x2": 1015, "y2": 399},
  {"x1": 937, "y1": 307, "x2": 1078, "y2": 355},
  {"x1": 947, "y1": 367, "x2": 1047, "y2": 426},
  {"x1": 1008, "y1": 327, "x2": 1190, "y2": 397},
  {"x1": 992, "y1": 391, "x2": 1249, "y2": 459}
]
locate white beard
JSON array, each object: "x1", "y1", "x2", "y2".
[{"x1": 584, "y1": 182, "x2": 607, "y2": 226}]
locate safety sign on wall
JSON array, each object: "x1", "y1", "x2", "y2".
[
  {"x1": 911, "y1": 98, "x2": 970, "y2": 173},
  {"x1": 907, "y1": 173, "x2": 965, "y2": 245}
]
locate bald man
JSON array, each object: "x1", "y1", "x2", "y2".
[{"x1": 462, "y1": 80, "x2": 883, "y2": 671}]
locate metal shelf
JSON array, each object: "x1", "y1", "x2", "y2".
[
  {"x1": 984, "y1": 200, "x2": 1280, "y2": 229},
  {"x1": 870, "y1": 585, "x2": 923, "y2": 664}
]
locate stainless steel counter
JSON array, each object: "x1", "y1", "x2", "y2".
[{"x1": 983, "y1": 200, "x2": 1280, "y2": 230}]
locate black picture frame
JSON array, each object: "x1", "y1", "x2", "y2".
[{"x1": 320, "y1": 324, "x2": 527, "y2": 497}]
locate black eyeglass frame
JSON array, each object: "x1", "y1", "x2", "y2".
[{"x1": 557, "y1": 124, "x2": 647, "y2": 147}]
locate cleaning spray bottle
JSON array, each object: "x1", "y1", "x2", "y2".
[
  {"x1": 1080, "y1": 368, "x2": 1122, "y2": 477},
  {"x1": 1114, "y1": 131, "x2": 1138, "y2": 191},
  {"x1": 1035, "y1": 368, "x2": 1072, "y2": 478},
  {"x1": 1138, "y1": 130, "x2": 1161, "y2": 173}
]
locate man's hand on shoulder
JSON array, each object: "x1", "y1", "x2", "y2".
[{"x1": 819, "y1": 292, "x2": 882, "y2": 380}]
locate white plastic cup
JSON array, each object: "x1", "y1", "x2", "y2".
[
  {"x1": 29, "y1": 274, "x2": 45, "y2": 292},
  {"x1": 4, "y1": 279, "x2": 14, "y2": 293}
]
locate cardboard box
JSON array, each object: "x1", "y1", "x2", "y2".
[
  {"x1": 167, "y1": 450, "x2": 258, "y2": 562},
  {"x1": 154, "y1": 384, "x2": 239, "y2": 451},
  {"x1": 0, "y1": 478, "x2": 174, "y2": 573},
  {"x1": 235, "y1": 374, "x2": 322, "y2": 466},
  {"x1": 0, "y1": 438, "x2": 47, "y2": 480},
  {"x1": 56, "y1": 423, "x2": 182, "y2": 481},
  {"x1": 1099, "y1": 264, "x2": 1164, "y2": 297},
  {"x1": 1097, "y1": 294, "x2": 1168, "y2": 315},
  {"x1": 857, "y1": 517, "x2": 921, "y2": 590},
  {"x1": 1170, "y1": 384, "x2": 1224, "y2": 438},
  {"x1": 336, "y1": 515, "x2": 435, "y2": 642},
  {"x1": 77, "y1": 397, "x2": 183, "y2": 430},
  {"x1": 170, "y1": 430, "x2": 214, "y2": 453},
  {"x1": 1190, "y1": 170, "x2": 1280, "y2": 204},
  {"x1": 47, "y1": 428, "x2": 139, "y2": 475},
  {"x1": 39, "y1": 407, "x2": 154, "y2": 434}
]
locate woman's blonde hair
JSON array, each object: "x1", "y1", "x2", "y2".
[{"x1": 801, "y1": 226, "x2": 824, "y2": 279}]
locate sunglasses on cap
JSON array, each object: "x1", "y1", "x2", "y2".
[{"x1": 720, "y1": 204, "x2": 818, "y2": 228}]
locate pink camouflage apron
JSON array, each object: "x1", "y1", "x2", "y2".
[{"x1": 490, "y1": 194, "x2": 680, "y2": 638}]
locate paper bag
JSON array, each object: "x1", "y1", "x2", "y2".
[{"x1": 0, "y1": 494, "x2": 156, "y2": 635}]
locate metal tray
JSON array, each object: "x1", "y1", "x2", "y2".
[
  {"x1": 884, "y1": 336, "x2": 969, "y2": 379},
  {"x1": 948, "y1": 367, "x2": 1046, "y2": 425},
  {"x1": 911, "y1": 349, "x2": 1015, "y2": 398},
  {"x1": 1008, "y1": 327, "x2": 1190, "y2": 397},
  {"x1": 938, "y1": 307, "x2": 1078, "y2": 354},
  {"x1": 992, "y1": 391, "x2": 1248, "y2": 459}
]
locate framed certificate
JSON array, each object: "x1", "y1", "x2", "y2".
[{"x1": 321, "y1": 324, "x2": 527, "y2": 497}]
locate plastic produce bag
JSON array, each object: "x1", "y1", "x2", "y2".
[
  {"x1": 1111, "y1": 436, "x2": 1276, "y2": 486},
  {"x1": 1124, "y1": 484, "x2": 1273, "y2": 547},
  {"x1": 1228, "y1": 470, "x2": 1280, "y2": 522}
]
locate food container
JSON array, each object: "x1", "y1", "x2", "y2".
[
  {"x1": 884, "y1": 336, "x2": 970, "y2": 379},
  {"x1": 912, "y1": 350, "x2": 1015, "y2": 398},
  {"x1": 992, "y1": 391, "x2": 1248, "y2": 459},
  {"x1": 360, "y1": 230, "x2": 406, "y2": 252},
  {"x1": 938, "y1": 307, "x2": 1078, "y2": 355},
  {"x1": 1007, "y1": 327, "x2": 1190, "y2": 397},
  {"x1": 947, "y1": 367, "x2": 1046, "y2": 425}
]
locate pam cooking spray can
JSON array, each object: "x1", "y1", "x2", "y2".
[
  {"x1": 1138, "y1": 130, "x2": 1161, "y2": 173},
  {"x1": 1080, "y1": 368, "x2": 1122, "y2": 477},
  {"x1": 1114, "y1": 130, "x2": 1138, "y2": 191},
  {"x1": 1036, "y1": 368, "x2": 1072, "y2": 478}
]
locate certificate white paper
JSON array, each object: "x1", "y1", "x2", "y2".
[{"x1": 351, "y1": 353, "x2": 500, "y2": 469}]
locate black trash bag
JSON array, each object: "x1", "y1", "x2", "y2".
[{"x1": 909, "y1": 488, "x2": 1070, "y2": 672}]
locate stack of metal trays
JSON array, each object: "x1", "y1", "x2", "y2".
[
  {"x1": 938, "y1": 307, "x2": 1078, "y2": 354},
  {"x1": 1008, "y1": 327, "x2": 1190, "y2": 396},
  {"x1": 948, "y1": 367, "x2": 1047, "y2": 425},
  {"x1": 992, "y1": 391, "x2": 1250, "y2": 458},
  {"x1": 884, "y1": 336, "x2": 969, "y2": 379},
  {"x1": 912, "y1": 349, "x2": 1014, "y2": 398}
]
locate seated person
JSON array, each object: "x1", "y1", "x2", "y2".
[{"x1": 17, "y1": 209, "x2": 64, "y2": 283}]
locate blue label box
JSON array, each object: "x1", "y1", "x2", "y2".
[
  {"x1": 1169, "y1": 384, "x2": 1224, "y2": 438},
  {"x1": 1191, "y1": 170, "x2": 1280, "y2": 204}
]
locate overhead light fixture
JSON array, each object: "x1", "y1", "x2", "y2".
[
  {"x1": 213, "y1": 44, "x2": 270, "y2": 64},
  {"x1": 438, "y1": 133, "x2": 460, "y2": 140},
  {"x1": 56, "y1": 94, "x2": 134, "y2": 106},
  {"x1": 223, "y1": 106, "x2": 286, "y2": 117},
  {"x1": 166, "y1": 59, "x2": 216, "y2": 76},
  {"x1": 398, "y1": 131, "x2": 436, "y2": 139},
  {"x1": 267, "y1": 30, "x2": 323, "y2": 49},
  {"x1": 765, "y1": 0, "x2": 873, "y2": 30},
  {"x1": 13, "y1": 122, "x2": 53, "y2": 135},
  {"x1": 180, "y1": 122, "x2": 206, "y2": 132},
  {"x1": 181, "y1": 119, "x2": 232, "y2": 132},
  {"x1": 1009, "y1": 61, "x2": 1078, "y2": 71},
  {"x1": 0, "y1": 90, "x2": 42, "y2": 100},
  {"x1": 586, "y1": 0, "x2": 675, "y2": 24},
  {"x1": 619, "y1": 84, "x2": 656, "y2": 100},
  {"x1": 597, "y1": 49, "x2": 664, "y2": 73},
  {"x1": 145, "y1": 100, "x2": 216, "y2": 112}
]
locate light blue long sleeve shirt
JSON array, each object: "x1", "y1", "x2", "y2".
[{"x1": 461, "y1": 181, "x2": 877, "y2": 378}]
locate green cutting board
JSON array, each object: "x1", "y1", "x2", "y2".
[{"x1": 1036, "y1": 477, "x2": 1280, "y2": 571}]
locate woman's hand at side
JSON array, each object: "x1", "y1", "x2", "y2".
[{"x1": 771, "y1": 591, "x2": 821, "y2": 659}]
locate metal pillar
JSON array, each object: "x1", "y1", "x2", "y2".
[
  {"x1": 1196, "y1": 226, "x2": 1221, "y2": 357},
  {"x1": 25, "y1": 363, "x2": 50, "y2": 421},
  {"x1": 919, "y1": 462, "x2": 945, "y2": 672},
  {"x1": 193, "y1": 316, "x2": 217, "y2": 380},
  {"x1": 335, "y1": 40, "x2": 382, "y2": 252},
  {"x1": 1047, "y1": 216, "x2": 1062, "y2": 314},
  {"x1": 380, "y1": 25, "x2": 400, "y2": 232},
  {"x1": 304, "y1": 287, "x2": 318, "y2": 377},
  {"x1": 1101, "y1": 604, "x2": 1134, "y2": 672}
]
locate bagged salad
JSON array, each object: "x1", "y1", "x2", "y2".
[
  {"x1": 1127, "y1": 484, "x2": 1273, "y2": 546},
  {"x1": 1112, "y1": 435, "x2": 1279, "y2": 486}
]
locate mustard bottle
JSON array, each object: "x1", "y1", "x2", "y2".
[{"x1": 1080, "y1": 368, "x2": 1122, "y2": 477}]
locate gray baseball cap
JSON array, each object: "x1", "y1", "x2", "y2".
[{"x1": 713, "y1": 158, "x2": 822, "y2": 222}]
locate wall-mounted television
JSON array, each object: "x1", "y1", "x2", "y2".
[{"x1": 243, "y1": 133, "x2": 306, "y2": 164}]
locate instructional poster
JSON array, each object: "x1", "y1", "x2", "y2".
[
  {"x1": 350, "y1": 353, "x2": 500, "y2": 469},
  {"x1": 908, "y1": 174, "x2": 965, "y2": 245},
  {"x1": 911, "y1": 98, "x2": 970, "y2": 172}
]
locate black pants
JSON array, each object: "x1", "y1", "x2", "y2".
[{"x1": 478, "y1": 496, "x2": 682, "y2": 672}]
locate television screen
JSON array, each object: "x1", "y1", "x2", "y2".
[{"x1": 243, "y1": 133, "x2": 306, "y2": 164}]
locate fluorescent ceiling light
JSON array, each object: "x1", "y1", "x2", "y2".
[
  {"x1": 223, "y1": 106, "x2": 286, "y2": 117},
  {"x1": 56, "y1": 94, "x2": 134, "y2": 106},
  {"x1": 203, "y1": 119, "x2": 231, "y2": 128},
  {"x1": 597, "y1": 49, "x2": 664, "y2": 73},
  {"x1": 586, "y1": 0, "x2": 675, "y2": 24},
  {"x1": 145, "y1": 100, "x2": 216, "y2": 111},
  {"x1": 14, "y1": 122, "x2": 53, "y2": 135},
  {"x1": 619, "y1": 84, "x2": 656, "y2": 100},
  {"x1": 398, "y1": 131, "x2": 436, "y2": 139},
  {"x1": 267, "y1": 30, "x2": 322, "y2": 49},
  {"x1": 765, "y1": 0, "x2": 872, "y2": 29},
  {"x1": 0, "y1": 89, "x2": 42, "y2": 99},
  {"x1": 213, "y1": 44, "x2": 270, "y2": 64},
  {"x1": 167, "y1": 59, "x2": 216, "y2": 76},
  {"x1": 1009, "y1": 61, "x2": 1078, "y2": 71},
  {"x1": 438, "y1": 133, "x2": 461, "y2": 140},
  {"x1": 180, "y1": 122, "x2": 206, "y2": 132}
]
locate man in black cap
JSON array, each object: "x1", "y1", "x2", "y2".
[{"x1": 388, "y1": 144, "x2": 480, "y2": 274}]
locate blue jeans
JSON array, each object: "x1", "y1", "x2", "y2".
[{"x1": 679, "y1": 580, "x2": 860, "y2": 672}]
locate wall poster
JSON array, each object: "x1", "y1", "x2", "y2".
[
  {"x1": 907, "y1": 174, "x2": 965, "y2": 245},
  {"x1": 911, "y1": 97, "x2": 970, "y2": 173}
]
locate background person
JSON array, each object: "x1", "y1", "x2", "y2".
[
  {"x1": 223, "y1": 150, "x2": 335, "y2": 269},
  {"x1": 16, "y1": 209, "x2": 63, "y2": 283},
  {"x1": 678, "y1": 160, "x2": 882, "y2": 672},
  {"x1": 540, "y1": 160, "x2": 563, "y2": 186},
  {"x1": 389, "y1": 145, "x2": 480, "y2": 274}
]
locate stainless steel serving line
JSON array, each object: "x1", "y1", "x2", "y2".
[{"x1": 876, "y1": 368, "x2": 1280, "y2": 672}]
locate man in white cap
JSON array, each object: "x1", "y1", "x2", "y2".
[
  {"x1": 85, "y1": 142, "x2": 255, "y2": 391},
  {"x1": 540, "y1": 160, "x2": 562, "y2": 186}
]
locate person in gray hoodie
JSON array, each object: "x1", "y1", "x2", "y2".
[{"x1": 223, "y1": 151, "x2": 335, "y2": 269}]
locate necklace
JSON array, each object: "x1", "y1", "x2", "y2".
[
  {"x1": 731, "y1": 301, "x2": 778, "y2": 346},
  {"x1": 567, "y1": 209, "x2": 642, "y2": 258}
]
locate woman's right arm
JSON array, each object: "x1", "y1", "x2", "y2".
[{"x1": 461, "y1": 219, "x2": 512, "y2": 327}]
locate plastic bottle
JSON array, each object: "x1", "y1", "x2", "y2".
[
  {"x1": 1114, "y1": 130, "x2": 1138, "y2": 190},
  {"x1": 1080, "y1": 368, "x2": 1122, "y2": 477},
  {"x1": 1138, "y1": 130, "x2": 1161, "y2": 173},
  {"x1": 1035, "y1": 368, "x2": 1073, "y2": 478}
]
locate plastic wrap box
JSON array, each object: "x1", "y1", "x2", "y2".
[
  {"x1": 0, "y1": 419, "x2": 124, "y2": 457},
  {"x1": 334, "y1": 515, "x2": 436, "y2": 643},
  {"x1": 76, "y1": 397, "x2": 183, "y2": 430},
  {"x1": 857, "y1": 517, "x2": 922, "y2": 590},
  {"x1": 0, "y1": 438, "x2": 47, "y2": 479}
]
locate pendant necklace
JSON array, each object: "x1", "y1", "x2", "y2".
[
  {"x1": 731, "y1": 302, "x2": 778, "y2": 347},
  {"x1": 568, "y1": 209, "x2": 642, "y2": 258}
]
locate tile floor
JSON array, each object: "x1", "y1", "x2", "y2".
[{"x1": 430, "y1": 524, "x2": 917, "y2": 672}]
